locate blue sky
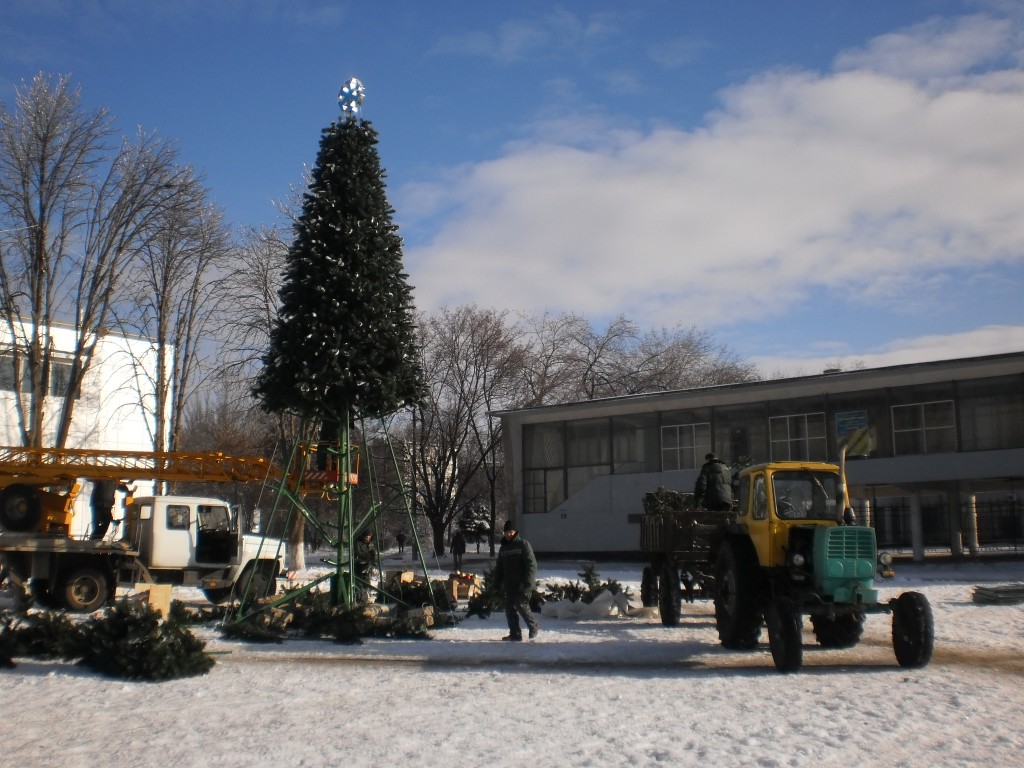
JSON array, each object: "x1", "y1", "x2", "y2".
[{"x1": 3, "y1": 1, "x2": 1023, "y2": 377}]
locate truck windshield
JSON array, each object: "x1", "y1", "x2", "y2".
[
  {"x1": 771, "y1": 471, "x2": 840, "y2": 521},
  {"x1": 197, "y1": 505, "x2": 234, "y2": 532}
]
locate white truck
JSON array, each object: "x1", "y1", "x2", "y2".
[
  {"x1": 1, "y1": 494, "x2": 286, "y2": 611},
  {"x1": 0, "y1": 446, "x2": 311, "y2": 612}
]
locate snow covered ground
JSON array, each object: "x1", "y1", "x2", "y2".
[{"x1": 2, "y1": 553, "x2": 1023, "y2": 768}]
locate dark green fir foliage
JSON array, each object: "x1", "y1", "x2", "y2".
[
  {"x1": 77, "y1": 600, "x2": 215, "y2": 681},
  {"x1": 253, "y1": 117, "x2": 425, "y2": 420}
]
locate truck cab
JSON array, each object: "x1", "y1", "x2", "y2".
[{"x1": 124, "y1": 496, "x2": 285, "y2": 603}]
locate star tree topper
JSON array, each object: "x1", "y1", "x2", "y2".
[{"x1": 338, "y1": 77, "x2": 366, "y2": 115}]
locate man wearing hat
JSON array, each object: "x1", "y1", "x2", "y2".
[
  {"x1": 693, "y1": 452, "x2": 733, "y2": 511},
  {"x1": 493, "y1": 520, "x2": 540, "y2": 641}
]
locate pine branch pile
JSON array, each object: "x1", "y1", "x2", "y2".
[{"x1": 0, "y1": 600, "x2": 215, "y2": 681}]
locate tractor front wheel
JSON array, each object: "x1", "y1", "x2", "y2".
[{"x1": 892, "y1": 591, "x2": 934, "y2": 668}]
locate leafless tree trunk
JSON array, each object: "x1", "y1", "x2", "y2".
[
  {"x1": 0, "y1": 72, "x2": 189, "y2": 448},
  {"x1": 116, "y1": 168, "x2": 232, "y2": 457}
]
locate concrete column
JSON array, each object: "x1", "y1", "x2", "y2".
[
  {"x1": 859, "y1": 499, "x2": 872, "y2": 530},
  {"x1": 962, "y1": 492, "x2": 979, "y2": 556},
  {"x1": 909, "y1": 493, "x2": 925, "y2": 562}
]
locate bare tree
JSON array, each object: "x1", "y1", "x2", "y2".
[
  {"x1": 519, "y1": 311, "x2": 758, "y2": 402},
  {"x1": 410, "y1": 305, "x2": 526, "y2": 556},
  {"x1": 116, "y1": 168, "x2": 232, "y2": 454},
  {"x1": 0, "y1": 72, "x2": 189, "y2": 447}
]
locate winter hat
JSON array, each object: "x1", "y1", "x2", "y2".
[{"x1": 503, "y1": 520, "x2": 514, "y2": 532}]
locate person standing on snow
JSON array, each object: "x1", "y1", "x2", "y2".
[
  {"x1": 493, "y1": 520, "x2": 539, "y2": 641},
  {"x1": 450, "y1": 529, "x2": 467, "y2": 571},
  {"x1": 693, "y1": 452, "x2": 733, "y2": 511}
]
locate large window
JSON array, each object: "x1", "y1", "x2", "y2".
[
  {"x1": 661, "y1": 422, "x2": 710, "y2": 471},
  {"x1": 958, "y1": 376, "x2": 1024, "y2": 451},
  {"x1": 523, "y1": 423, "x2": 565, "y2": 514},
  {"x1": 0, "y1": 352, "x2": 77, "y2": 398},
  {"x1": 892, "y1": 401, "x2": 956, "y2": 455},
  {"x1": 612, "y1": 413, "x2": 659, "y2": 474},
  {"x1": 770, "y1": 412, "x2": 827, "y2": 461},
  {"x1": 566, "y1": 418, "x2": 610, "y2": 497}
]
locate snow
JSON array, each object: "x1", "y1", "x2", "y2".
[{"x1": 3, "y1": 553, "x2": 1023, "y2": 768}]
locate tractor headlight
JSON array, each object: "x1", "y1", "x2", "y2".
[
  {"x1": 791, "y1": 553, "x2": 806, "y2": 567},
  {"x1": 878, "y1": 552, "x2": 893, "y2": 567}
]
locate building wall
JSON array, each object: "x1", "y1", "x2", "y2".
[
  {"x1": 499, "y1": 352, "x2": 1024, "y2": 556},
  {"x1": 0, "y1": 323, "x2": 163, "y2": 537}
]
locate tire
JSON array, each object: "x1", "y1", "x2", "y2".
[
  {"x1": 0, "y1": 484, "x2": 42, "y2": 532},
  {"x1": 31, "y1": 578, "x2": 61, "y2": 609},
  {"x1": 713, "y1": 541, "x2": 763, "y2": 649},
  {"x1": 658, "y1": 563, "x2": 681, "y2": 627},
  {"x1": 202, "y1": 587, "x2": 233, "y2": 605},
  {"x1": 61, "y1": 567, "x2": 110, "y2": 612},
  {"x1": 766, "y1": 599, "x2": 803, "y2": 672},
  {"x1": 811, "y1": 612, "x2": 865, "y2": 648},
  {"x1": 892, "y1": 591, "x2": 934, "y2": 668},
  {"x1": 234, "y1": 563, "x2": 278, "y2": 605},
  {"x1": 640, "y1": 566, "x2": 658, "y2": 608}
]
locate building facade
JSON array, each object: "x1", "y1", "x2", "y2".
[
  {"x1": 497, "y1": 352, "x2": 1024, "y2": 560},
  {"x1": 1, "y1": 322, "x2": 163, "y2": 537}
]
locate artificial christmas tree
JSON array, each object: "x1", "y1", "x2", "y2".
[{"x1": 253, "y1": 80, "x2": 425, "y2": 608}]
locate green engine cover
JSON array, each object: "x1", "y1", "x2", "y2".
[{"x1": 813, "y1": 525, "x2": 879, "y2": 604}]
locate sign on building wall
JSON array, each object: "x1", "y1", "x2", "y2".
[{"x1": 836, "y1": 410, "x2": 875, "y2": 457}]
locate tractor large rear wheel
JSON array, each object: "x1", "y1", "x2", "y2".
[
  {"x1": 811, "y1": 612, "x2": 865, "y2": 648},
  {"x1": 714, "y1": 541, "x2": 763, "y2": 649}
]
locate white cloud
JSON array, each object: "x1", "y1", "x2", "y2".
[
  {"x1": 403, "y1": 11, "x2": 1024, "y2": 366},
  {"x1": 750, "y1": 325, "x2": 1024, "y2": 379}
]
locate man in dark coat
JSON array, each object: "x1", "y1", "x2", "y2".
[
  {"x1": 492, "y1": 520, "x2": 539, "y2": 641},
  {"x1": 693, "y1": 452, "x2": 733, "y2": 511},
  {"x1": 90, "y1": 479, "x2": 132, "y2": 540},
  {"x1": 450, "y1": 529, "x2": 467, "y2": 571}
]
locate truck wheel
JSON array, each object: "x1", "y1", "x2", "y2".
[
  {"x1": 0, "y1": 484, "x2": 42, "y2": 532},
  {"x1": 234, "y1": 564, "x2": 278, "y2": 605},
  {"x1": 766, "y1": 599, "x2": 803, "y2": 672},
  {"x1": 202, "y1": 587, "x2": 233, "y2": 604},
  {"x1": 61, "y1": 567, "x2": 110, "y2": 612},
  {"x1": 658, "y1": 563, "x2": 681, "y2": 626},
  {"x1": 640, "y1": 566, "x2": 658, "y2": 607},
  {"x1": 713, "y1": 541, "x2": 763, "y2": 649},
  {"x1": 31, "y1": 579, "x2": 61, "y2": 609},
  {"x1": 892, "y1": 591, "x2": 934, "y2": 668},
  {"x1": 811, "y1": 612, "x2": 865, "y2": 648}
]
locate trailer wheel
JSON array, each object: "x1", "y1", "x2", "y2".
[
  {"x1": 713, "y1": 541, "x2": 763, "y2": 649},
  {"x1": 658, "y1": 563, "x2": 682, "y2": 626},
  {"x1": 766, "y1": 598, "x2": 803, "y2": 673},
  {"x1": 892, "y1": 591, "x2": 934, "y2": 668},
  {"x1": 811, "y1": 612, "x2": 864, "y2": 648},
  {"x1": 0, "y1": 484, "x2": 42, "y2": 532},
  {"x1": 640, "y1": 566, "x2": 658, "y2": 607},
  {"x1": 61, "y1": 567, "x2": 109, "y2": 612}
]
